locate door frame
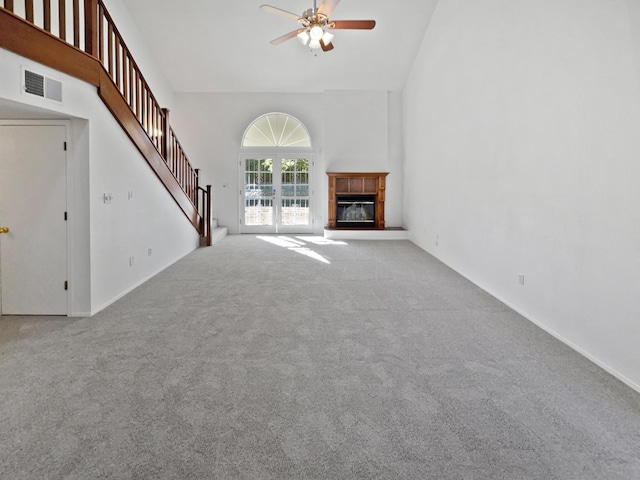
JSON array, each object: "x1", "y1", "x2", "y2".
[
  {"x1": 238, "y1": 148, "x2": 315, "y2": 234},
  {"x1": 0, "y1": 120, "x2": 71, "y2": 315}
]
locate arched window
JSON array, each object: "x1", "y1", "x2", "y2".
[{"x1": 242, "y1": 113, "x2": 311, "y2": 148}]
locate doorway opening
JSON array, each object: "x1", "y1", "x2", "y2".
[{"x1": 239, "y1": 113, "x2": 314, "y2": 234}]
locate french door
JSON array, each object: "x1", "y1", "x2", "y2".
[{"x1": 240, "y1": 154, "x2": 313, "y2": 234}]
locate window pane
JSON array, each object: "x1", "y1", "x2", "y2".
[{"x1": 242, "y1": 113, "x2": 311, "y2": 147}]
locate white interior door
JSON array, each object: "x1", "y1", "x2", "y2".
[
  {"x1": 0, "y1": 125, "x2": 68, "y2": 315},
  {"x1": 240, "y1": 154, "x2": 313, "y2": 234}
]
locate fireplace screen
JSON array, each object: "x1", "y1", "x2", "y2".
[{"x1": 336, "y1": 195, "x2": 376, "y2": 228}]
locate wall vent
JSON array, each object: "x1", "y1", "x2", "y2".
[{"x1": 23, "y1": 69, "x2": 63, "y2": 102}]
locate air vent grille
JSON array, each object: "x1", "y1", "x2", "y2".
[
  {"x1": 25, "y1": 70, "x2": 45, "y2": 97},
  {"x1": 45, "y1": 77, "x2": 63, "y2": 102},
  {"x1": 23, "y1": 69, "x2": 63, "y2": 102}
]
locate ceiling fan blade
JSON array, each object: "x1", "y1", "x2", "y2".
[
  {"x1": 320, "y1": 39, "x2": 334, "y2": 52},
  {"x1": 270, "y1": 29, "x2": 301, "y2": 45},
  {"x1": 260, "y1": 4, "x2": 301, "y2": 22},
  {"x1": 317, "y1": 0, "x2": 340, "y2": 18},
  {"x1": 330, "y1": 20, "x2": 376, "y2": 30}
]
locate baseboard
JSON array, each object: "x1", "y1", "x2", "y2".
[
  {"x1": 87, "y1": 249, "x2": 198, "y2": 317},
  {"x1": 88, "y1": 271, "x2": 162, "y2": 317},
  {"x1": 420, "y1": 245, "x2": 640, "y2": 395}
]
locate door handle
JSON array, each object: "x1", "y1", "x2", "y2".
[{"x1": 0, "y1": 227, "x2": 9, "y2": 234}]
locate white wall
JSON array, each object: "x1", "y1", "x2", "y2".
[
  {"x1": 626, "y1": 0, "x2": 640, "y2": 86},
  {"x1": 403, "y1": 0, "x2": 640, "y2": 391},
  {"x1": 87, "y1": 99, "x2": 199, "y2": 313},
  {"x1": 103, "y1": 0, "x2": 174, "y2": 109},
  {"x1": 172, "y1": 90, "x2": 402, "y2": 234},
  {"x1": 69, "y1": 118, "x2": 91, "y2": 314},
  {"x1": 387, "y1": 92, "x2": 404, "y2": 229},
  {"x1": 0, "y1": 48, "x2": 199, "y2": 315},
  {"x1": 324, "y1": 90, "x2": 388, "y2": 171}
]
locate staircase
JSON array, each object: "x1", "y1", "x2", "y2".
[
  {"x1": 0, "y1": 0, "x2": 215, "y2": 245},
  {"x1": 202, "y1": 219, "x2": 228, "y2": 247}
]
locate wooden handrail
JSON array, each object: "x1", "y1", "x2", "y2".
[{"x1": 0, "y1": 2, "x2": 211, "y2": 242}]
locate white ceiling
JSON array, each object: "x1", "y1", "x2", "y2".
[{"x1": 120, "y1": 0, "x2": 438, "y2": 93}]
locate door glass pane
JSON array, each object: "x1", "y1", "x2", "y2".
[
  {"x1": 244, "y1": 158, "x2": 273, "y2": 226},
  {"x1": 281, "y1": 158, "x2": 309, "y2": 226}
]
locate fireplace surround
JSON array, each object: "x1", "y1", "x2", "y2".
[{"x1": 326, "y1": 172, "x2": 389, "y2": 229}]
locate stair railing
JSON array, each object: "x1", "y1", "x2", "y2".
[
  {"x1": 0, "y1": 0, "x2": 211, "y2": 244},
  {"x1": 198, "y1": 184, "x2": 212, "y2": 246}
]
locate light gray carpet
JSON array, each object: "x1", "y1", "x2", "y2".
[{"x1": 1, "y1": 235, "x2": 640, "y2": 479}]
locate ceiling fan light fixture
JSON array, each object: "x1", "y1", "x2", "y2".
[
  {"x1": 261, "y1": 1, "x2": 377, "y2": 52},
  {"x1": 297, "y1": 30, "x2": 310, "y2": 45},
  {"x1": 321, "y1": 31, "x2": 334, "y2": 44},
  {"x1": 309, "y1": 25, "x2": 324, "y2": 41}
]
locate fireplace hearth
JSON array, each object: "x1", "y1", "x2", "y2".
[{"x1": 327, "y1": 172, "x2": 389, "y2": 230}]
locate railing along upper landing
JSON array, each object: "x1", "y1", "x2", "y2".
[{"x1": 0, "y1": 0, "x2": 201, "y2": 212}]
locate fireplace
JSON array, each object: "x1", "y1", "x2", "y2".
[
  {"x1": 336, "y1": 195, "x2": 376, "y2": 228},
  {"x1": 327, "y1": 172, "x2": 389, "y2": 230}
]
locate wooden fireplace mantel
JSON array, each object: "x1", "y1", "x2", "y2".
[{"x1": 327, "y1": 172, "x2": 389, "y2": 229}]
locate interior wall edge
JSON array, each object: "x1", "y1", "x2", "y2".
[
  {"x1": 409, "y1": 235, "x2": 640, "y2": 396},
  {"x1": 87, "y1": 250, "x2": 196, "y2": 317}
]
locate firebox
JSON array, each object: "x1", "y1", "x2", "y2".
[{"x1": 336, "y1": 195, "x2": 376, "y2": 228}]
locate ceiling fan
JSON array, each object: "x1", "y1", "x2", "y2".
[{"x1": 260, "y1": 0, "x2": 376, "y2": 52}]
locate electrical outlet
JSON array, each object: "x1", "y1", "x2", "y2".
[
  {"x1": 518, "y1": 274, "x2": 525, "y2": 285},
  {"x1": 103, "y1": 193, "x2": 113, "y2": 204},
  {"x1": 148, "y1": 248, "x2": 152, "y2": 256},
  {"x1": 128, "y1": 191, "x2": 133, "y2": 200}
]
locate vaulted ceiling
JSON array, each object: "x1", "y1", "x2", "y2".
[{"x1": 120, "y1": 0, "x2": 439, "y2": 93}]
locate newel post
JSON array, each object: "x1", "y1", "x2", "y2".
[
  {"x1": 206, "y1": 185, "x2": 212, "y2": 246},
  {"x1": 162, "y1": 108, "x2": 170, "y2": 162},
  {"x1": 83, "y1": 0, "x2": 98, "y2": 57}
]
